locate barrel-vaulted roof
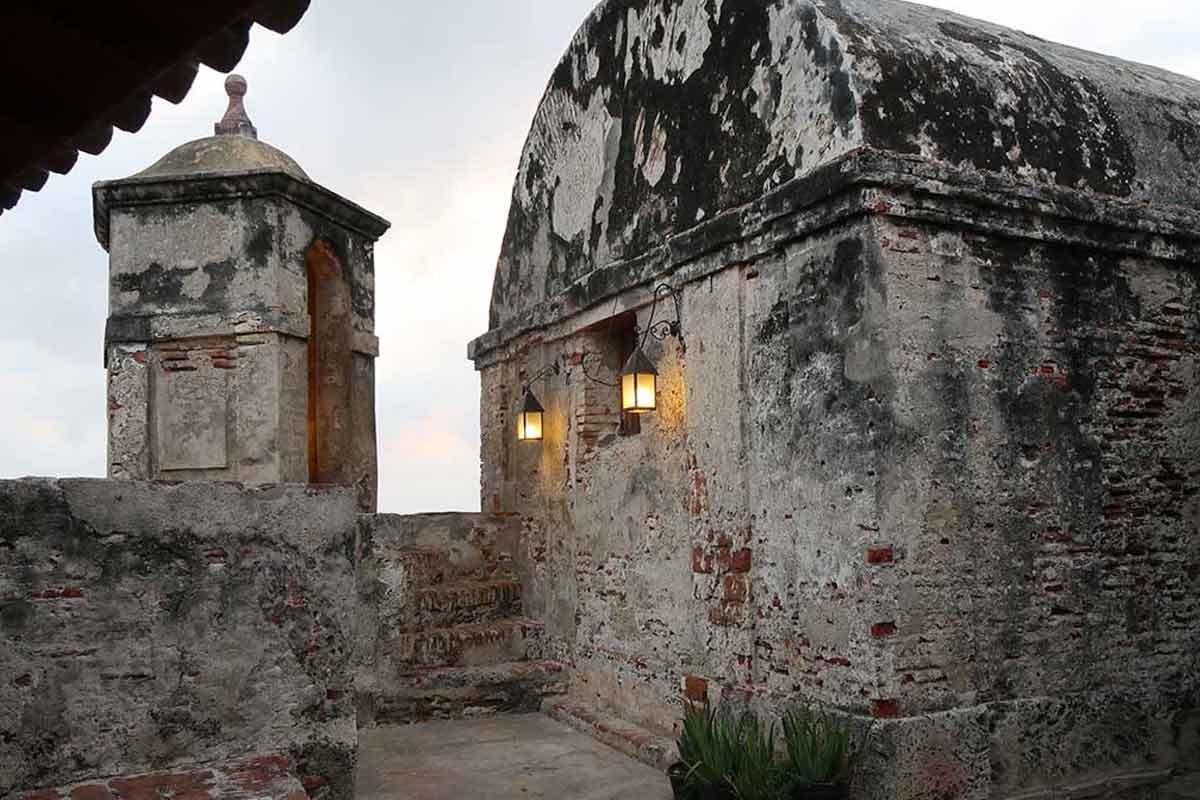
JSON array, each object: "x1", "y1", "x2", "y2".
[{"x1": 483, "y1": 0, "x2": 1200, "y2": 341}]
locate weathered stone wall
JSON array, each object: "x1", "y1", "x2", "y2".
[
  {"x1": 478, "y1": 210, "x2": 1200, "y2": 798},
  {"x1": 478, "y1": 220, "x2": 892, "y2": 737},
  {"x1": 0, "y1": 480, "x2": 361, "y2": 799},
  {"x1": 852, "y1": 217, "x2": 1200, "y2": 798}
]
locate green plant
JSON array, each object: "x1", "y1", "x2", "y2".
[
  {"x1": 727, "y1": 712, "x2": 786, "y2": 800},
  {"x1": 779, "y1": 706, "x2": 853, "y2": 787},
  {"x1": 676, "y1": 704, "x2": 793, "y2": 800},
  {"x1": 677, "y1": 702, "x2": 742, "y2": 795}
]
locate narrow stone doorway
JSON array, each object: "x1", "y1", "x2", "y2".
[{"x1": 306, "y1": 238, "x2": 353, "y2": 485}]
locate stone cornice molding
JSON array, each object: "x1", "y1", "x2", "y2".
[
  {"x1": 469, "y1": 147, "x2": 1200, "y2": 365},
  {"x1": 93, "y1": 169, "x2": 391, "y2": 248}
]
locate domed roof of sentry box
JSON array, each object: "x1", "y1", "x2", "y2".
[
  {"x1": 132, "y1": 74, "x2": 309, "y2": 182},
  {"x1": 480, "y1": 0, "x2": 1200, "y2": 338}
]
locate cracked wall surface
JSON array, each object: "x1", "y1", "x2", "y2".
[{"x1": 471, "y1": 1, "x2": 1200, "y2": 797}]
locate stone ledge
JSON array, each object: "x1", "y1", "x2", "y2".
[
  {"x1": 93, "y1": 169, "x2": 390, "y2": 248},
  {"x1": 546, "y1": 701, "x2": 678, "y2": 772},
  {"x1": 1001, "y1": 768, "x2": 1175, "y2": 800}
]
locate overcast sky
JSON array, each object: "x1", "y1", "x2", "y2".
[{"x1": 1, "y1": 0, "x2": 1197, "y2": 513}]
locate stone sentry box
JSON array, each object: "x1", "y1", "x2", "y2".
[
  {"x1": 92, "y1": 76, "x2": 389, "y2": 507},
  {"x1": 469, "y1": 1, "x2": 1200, "y2": 798}
]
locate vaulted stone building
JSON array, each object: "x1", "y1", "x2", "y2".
[{"x1": 468, "y1": 0, "x2": 1200, "y2": 796}]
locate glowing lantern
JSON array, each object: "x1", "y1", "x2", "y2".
[
  {"x1": 620, "y1": 348, "x2": 658, "y2": 414},
  {"x1": 516, "y1": 390, "x2": 545, "y2": 441}
]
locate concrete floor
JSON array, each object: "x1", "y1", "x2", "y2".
[{"x1": 356, "y1": 714, "x2": 674, "y2": 800}]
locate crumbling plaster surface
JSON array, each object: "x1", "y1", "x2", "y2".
[
  {"x1": 486, "y1": 0, "x2": 1200, "y2": 335},
  {"x1": 0, "y1": 480, "x2": 361, "y2": 800},
  {"x1": 471, "y1": 1, "x2": 1200, "y2": 796}
]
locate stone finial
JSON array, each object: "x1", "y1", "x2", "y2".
[{"x1": 214, "y1": 74, "x2": 257, "y2": 138}]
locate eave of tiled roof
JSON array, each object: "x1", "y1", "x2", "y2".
[{"x1": 0, "y1": 0, "x2": 311, "y2": 218}]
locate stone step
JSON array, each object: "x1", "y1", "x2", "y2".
[
  {"x1": 393, "y1": 578, "x2": 523, "y2": 632},
  {"x1": 393, "y1": 546, "x2": 515, "y2": 587},
  {"x1": 394, "y1": 618, "x2": 545, "y2": 669},
  {"x1": 359, "y1": 660, "x2": 569, "y2": 725},
  {"x1": 546, "y1": 701, "x2": 677, "y2": 772}
]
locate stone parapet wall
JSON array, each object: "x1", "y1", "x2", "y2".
[{"x1": 0, "y1": 480, "x2": 361, "y2": 799}]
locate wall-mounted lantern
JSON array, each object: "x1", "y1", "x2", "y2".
[
  {"x1": 621, "y1": 283, "x2": 684, "y2": 415},
  {"x1": 516, "y1": 389, "x2": 545, "y2": 441},
  {"x1": 620, "y1": 348, "x2": 658, "y2": 414},
  {"x1": 514, "y1": 283, "x2": 684, "y2": 440},
  {"x1": 516, "y1": 363, "x2": 559, "y2": 443}
]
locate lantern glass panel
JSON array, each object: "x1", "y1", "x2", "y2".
[
  {"x1": 517, "y1": 410, "x2": 544, "y2": 441},
  {"x1": 636, "y1": 372, "x2": 656, "y2": 412},
  {"x1": 622, "y1": 372, "x2": 656, "y2": 413}
]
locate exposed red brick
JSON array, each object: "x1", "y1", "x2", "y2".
[
  {"x1": 240, "y1": 755, "x2": 291, "y2": 771},
  {"x1": 285, "y1": 596, "x2": 307, "y2": 609},
  {"x1": 723, "y1": 574, "x2": 748, "y2": 604},
  {"x1": 684, "y1": 675, "x2": 708, "y2": 702},
  {"x1": 691, "y1": 546, "x2": 712, "y2": 574},
  {"x1": 24, "y1": 791, "x2": 61, "y2": 800},
  {"x1": 110, "y1": 770, "x2": 212, "y2": 796},
  {"x1": 69, "y1": 785, "x2": 113, "y2": 800},
  {"x1": 978, "y1": 359, "x2": 992, "y2": 369},
  {"x1": 714, "y1": 546, "x2": 732, "y2": 573},
  {"x1": 131, "y1": 351, "x2": 147, "y2": 364},
  {"x1": 300, "y1": 775, "x2": 328, "y2": 791},
  {"x1": 867, "y1": 546, "x2": 894, "y2": 565},
  {"x1": 871, "y1": 622, "x2": 897, "y2": 638},
  {"x1": 872, "y1": 699, "x2": 901, "y2": 719},
  {"x1": 708, "y1": 606, "x2": 742, "y2": 627},
  {"x1": 730, "y1": 548, "x2": 752, "y2": 573},
  {"x1": 61, "y1": 588, "x2": 83, "y2": 599}
]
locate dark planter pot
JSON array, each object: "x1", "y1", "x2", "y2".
[
  {"x1": 792, "y1": 783, "x2": 849, "y2": 800},
  {"x1": 696, "y1": 785, "x2": 736, "y2": 800},
  {"x1": 666, "y1": 763, "x2": 734, "y2": 800},
  {"x1": 667, "y1": 763, "x2": 688, "y2": 800}
]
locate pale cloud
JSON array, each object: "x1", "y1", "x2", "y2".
[{"x1": 0, "y1": 1, "x2": 1196, "y2": 512}]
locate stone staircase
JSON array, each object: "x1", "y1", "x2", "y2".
[{"x1": 356, "y1": 514, "x2": 568, "y2": 725}]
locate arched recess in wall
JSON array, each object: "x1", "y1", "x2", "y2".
[{"x1": 306, "y1": 238, "x2": 353, "y2": 485}]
